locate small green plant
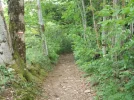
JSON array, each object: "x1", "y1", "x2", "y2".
[{"x1": 0, "y1": 65, "x2": 14, "y2": 92}]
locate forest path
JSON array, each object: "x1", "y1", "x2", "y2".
[{"x1": 37, "y1": 54, "x2": 94, "y2": 100}]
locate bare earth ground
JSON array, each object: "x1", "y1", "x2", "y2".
[{"x1": 37, "y1": 54, "x2": 95, "y2": 100}]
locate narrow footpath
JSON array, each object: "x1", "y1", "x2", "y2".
[{"x1": 37, "y1": 54, "x2": 94, "y2": 100}]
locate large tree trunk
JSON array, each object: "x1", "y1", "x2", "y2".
[
  {"x1": 8, "y1": 0, "x2": 25, "y2": 62},
  {"x1": 37, "y1": 0, "x2": 48, "y2": 56},
  {"x1": 0, "y1": 1, "x2": 13, "y2": 64}
]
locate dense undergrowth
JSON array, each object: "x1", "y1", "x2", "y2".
[
  {"x1": 70, "y1": 22, "x2": 134, "y2": 100},
  {"x1": 0, "y1": 1, "x2": 72, "y2": 100},
  {"x1": 61, "y1": 1, "x2": 134, "y2": 99},
  {"x1": 72, "y1": 33, "x2": 134, "y2": 100},
  {"x1": 1, "y1": 0, "x2": 134, "y2": 100}
]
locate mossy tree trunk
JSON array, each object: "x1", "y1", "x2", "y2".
[
  {"x1": 8, "y1": 0, "x2": 25, "y2": 63},
  {"x1": 0, "y1": 1, "x2": 13, "y2": 64}
]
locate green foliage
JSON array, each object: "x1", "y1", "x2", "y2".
[
  {"x1": 24, "y1": 0, "x2": 134, "y2": 99},
  {"x1": 59, "y1": 36, "x2": 72, "y2": 54},
  {"x1": 0, "y1": 65, "x2": 14, "y2": 91},
  {"x1": 9, "y1": 61, "x2": 48, "y2": 100},
  {"x1": 12, "y1": 79, "x2": 42, "y2": 100},
  {"x1": 3, "y1": 0, "x2": 134, "y2": 99},
  {"x1": 0, "y1": 65, "x2": 14, "y2": 100},
  {"x1": 57, "y1": 0, "x2": 134, "y2": 99},
  {"x1": 1, "y1": 1, "x2": 65, "y2": 99},
  {"x1": 41, "y1": 0, "x2": 65, "y2": 23}
]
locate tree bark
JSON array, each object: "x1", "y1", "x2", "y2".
[
  {"x1": 79, "y1": 0, "x2": 87, "y2": 40},
  {"x1": 8, "y1": 0, "x2": 26, "y2": 62},
  {"x1": 102, "y1": 0, "x2": 106, "y2": 56},
  {"x1": 0, "y1": 1, "x2": 13, "y2": 64},
  {"x1": 89, "y1": 0, "x2": 100, "y2": 48},
  {"x1": 112, "y1": 0, "x2": 118, "y2": 61},
  {"x1": 130, "y1": 23, "x2": 133, "y2": 34},
  {"x1": 37, "y1": 0, "x2": 48, "y2": 56}
]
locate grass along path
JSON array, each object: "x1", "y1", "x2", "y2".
[{"x1": 37, "y1": 54, "x2": 94, "y2": 100}]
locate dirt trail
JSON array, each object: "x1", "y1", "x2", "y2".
[{"x1": 37, "y1": 54, "x2": 94, "y2": 100}]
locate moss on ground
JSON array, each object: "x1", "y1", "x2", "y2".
[
  {"x1": 0, "y1": 52, "x2": 56, "y2": 100},
  {"x1": 9, "y1": 61, "x2": 51, "y2": 100}
]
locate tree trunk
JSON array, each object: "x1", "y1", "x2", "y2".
[
  {"x1": 0, "y1": 1, "x2": 13, "y2": 64},
  {"x1": 89, "y1": 0, "x2": 100, "y2": 48},
  {"x1": 122, "y1": 0, "x2": 125, "y2": 19},
  {"x1": 8, "y1": 0, "x2": 26, "y2": 62},
  {"x1": 130, "y1": 23, "x2": 133, "y2": 34},
  {"x1": 79, "y1": 0, "x2": 87, "y2": 40},
  {"x1": 113, "y1": 0, "x2": 118, "y2": 61},
  {"x1": 102, "y1": 0, "x2": 106, "y2": 56},
  {"x1": 37, "y1": 0, "x2": 48, "y2": 56}
]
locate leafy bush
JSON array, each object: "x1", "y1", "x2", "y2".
[{"x1": 71, "y1": 22, "x2": 134, "y2": 100}]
